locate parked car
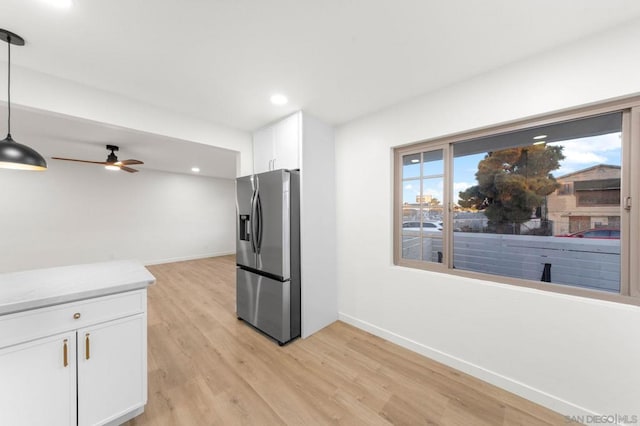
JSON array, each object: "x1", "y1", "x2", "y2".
[
  {"x1": 402, "y1": 221, "x2": 443, "y2": 232},
  {"x1": 556, "y1": 228, "x2": 620, "y2": 239}
]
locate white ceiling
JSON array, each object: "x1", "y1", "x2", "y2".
[{"x1": 2, "y1": 0, "x2": 640, "y2": 177}]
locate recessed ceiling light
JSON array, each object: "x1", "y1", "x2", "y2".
[
  {"x1": 270, "y1": 94, "x2": 288, "y2": 106},
  {"x1": 533, "y1": 134, "x2": 547, "y2": 140},
  {"x1": 533, "y1": 140, "x2": 546, "y2": 146},
  {"x1": 42, "y1": 0, "x2": 73, "y2": 8},
  {"x1": 191, "y1": 167, "x2": 200, "y2": 173}
]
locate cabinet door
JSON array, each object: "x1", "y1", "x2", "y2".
[
  {"x1": 274, "y1": 112, "x2": 300, "y2": 170},
  {"x1": 253, "y1": 125, "x2": 275, "y2": 174},
  {"x1": 0, "y1": 332, "x2": 76, "y2": 426},
  {"x1": 77, "y1": 314, "x2": 146, "y2": 426}
]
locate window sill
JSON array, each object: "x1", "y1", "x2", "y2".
[{"x1": 394, "y1": 259, "x2": 640, "y2": 307}]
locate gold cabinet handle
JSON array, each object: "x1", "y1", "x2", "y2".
[
  {"x1": 63, "y1": 339, "x2": 68, "y2": 367},
  {"x1": 85, "y1": 333, "x2": 90, "y2": 360},
  {"x1": 73, "y1": 312, "x2": 81, "y2": 319}
]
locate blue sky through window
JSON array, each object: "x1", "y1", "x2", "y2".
[{"x1": 403, "y1": 133, "x2": 622, "y2": 206}]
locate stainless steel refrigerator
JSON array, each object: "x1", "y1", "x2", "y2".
[{"x1": 235, "y1": 169, "x2": 301, "y2": 345}]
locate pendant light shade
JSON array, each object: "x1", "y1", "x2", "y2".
[
  {"x1": 0, "y1": 134, "x2": 47, "y2": 170},
  {"x1": 0, "y1": 29, "x2": 47, "y2": 171}
]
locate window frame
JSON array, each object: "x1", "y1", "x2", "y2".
[{"x1": 393, "y1": 96, "x2": 640, "y2": 305}]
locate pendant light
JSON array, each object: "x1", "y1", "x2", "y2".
[{"x1": 0, "y1": 29, "x2": 47, "y2": 171}]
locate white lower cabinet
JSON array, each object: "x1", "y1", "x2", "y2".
[
  {"x1": 0, "y1": 332, "x2": 77, "y2": 425},
  {"x1": 0, "y1": 290, "x2": 147, "y2": 426},
  {"x1": 78, "y1": 314, "x2": 146, "y2": 426}
]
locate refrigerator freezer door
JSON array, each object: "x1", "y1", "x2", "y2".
[
  {"x1": 254, "y1": 170, "x2": 290, "y2": 280},
  {"x1": 237, "y1": 268, "x2": 291, "y2": 343},
  {"x1": 236, "y1": 175, "x2": 256, "y2": 269}
]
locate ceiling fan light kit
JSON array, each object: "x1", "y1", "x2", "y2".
[
  {"x1": 105, "y1": 145, "x2": 121, "y2": 170},
  {"x1": 0, "y1": 29, "x2": 47, "y2": 171}
]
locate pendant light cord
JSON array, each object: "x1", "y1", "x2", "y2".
[
  {"x1": 0, "y1": 30, "x2": 47, "y2": 170},
  {"x1": 6, "y1": 35, "x2": 10, "y2": 136}
]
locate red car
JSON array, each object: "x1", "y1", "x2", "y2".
[{"x1": 556, "y1": 228, "x2": 620, "y2": 239}]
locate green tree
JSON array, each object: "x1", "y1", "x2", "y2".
[
  {"x1": 458, "y1": 145, "x2": 564, "y2": 232},
  {"x1": 427, "y1": 197, "x2": 441, "y2": 207}
]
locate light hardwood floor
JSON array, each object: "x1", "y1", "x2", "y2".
[{"x1": 126, "y1": 256, "x2": 567, "y2": 425}]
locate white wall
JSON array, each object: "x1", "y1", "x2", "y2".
[
  {"x1": 335, "y1": 19, "x2": 640, "y2": 418},
  {"x1": 0, "y1": 161, "x2": 235, "y2": 273},
  {"x1": 300, "y1": 112, "x2": 338, "y2": 337}
]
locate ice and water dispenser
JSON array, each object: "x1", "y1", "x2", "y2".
[{"x1": 239, "y1": 214, "x2": 250, "y2": 241}]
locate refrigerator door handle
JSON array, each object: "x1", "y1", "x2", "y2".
[
  {"x1": 256, "y1": 192, "x2": 263, "y2": 253},
  {"x1": 249, "y1": 188, "x2": 257, "y2": 254},
  {"x1": 251, "y1": 176, "x2": 261, "y2": 254}
]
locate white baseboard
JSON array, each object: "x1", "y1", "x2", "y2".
[
  {"x1": 144, "y1": 251, "x2": 235, "y2": 266},
  {"x1": 338, "y1": 312, "x2": 597, "y2": 420}
]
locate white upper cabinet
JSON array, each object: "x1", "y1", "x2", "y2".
[
  {"x1": 253, "y1": 112, "x2": 301, "y2": 173},
  {"x1": 273, "y1": 112, "x2": 301, "y2": 171},
  {"x1": 253, "y1": 126, "x2": 275, "y2": 174}
]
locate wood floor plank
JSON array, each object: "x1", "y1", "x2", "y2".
[{"x1": 125, "y1": 256, "x2": 568, "y2": 426}]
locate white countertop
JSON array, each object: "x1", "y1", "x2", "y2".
[{"x1": 0, "y1": 260, "x2": 156, "y2": 315}]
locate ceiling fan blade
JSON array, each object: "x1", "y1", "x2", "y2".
[
  {"x1": 119, "y1": 165, "x2": 139, "y2": 173},
  {"x1": 118, "y1": 159, "x2": 144, "y2": 166},
  {"x1": 51, "y1": 157, "x2": 107, "y2": 165}
]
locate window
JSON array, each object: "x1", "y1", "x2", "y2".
[
  {"x1": 394, "y1": 99, "x2": 640, "y2": 303},
  {"x1": 401, "y1": 149, "x2": 444, "y2": 262},
  {"x1": 576, "y1": 189, "x2": 620, "y2": 206},
  {"x1": 557, "y1": 183, "x2": 573, "y2": 195}
]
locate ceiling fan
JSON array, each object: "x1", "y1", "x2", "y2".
[{"x1": 52, "y1": 145, "x2": 144, "y2": 173}]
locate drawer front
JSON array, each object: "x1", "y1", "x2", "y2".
[{"x1": 0, "y1": 290, "x2": 146, "y2": 349}]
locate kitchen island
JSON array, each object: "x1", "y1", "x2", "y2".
[{"x1": 0, "y1": 260, "x2": 155, "y2": 426}]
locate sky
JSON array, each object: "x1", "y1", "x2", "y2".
[{"x1": 403, "y1": 132, "x2": 622, "y2": 206}]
